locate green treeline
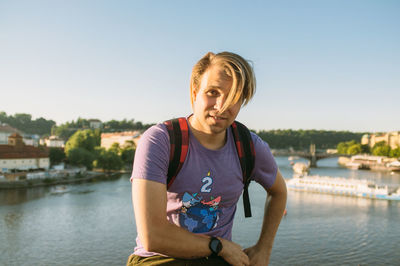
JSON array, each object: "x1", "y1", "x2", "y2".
[
  {"x1": 337, "y1": 140, "x2": 400, "y2": 158},
  {"x1": 256, "y1": 129, "x2": 365, "y2": 150},
  {"x1": 52, "y1": 118, "x2": 154, "y2": 140},
  {"x1": 2, "y1": 111, "x2": 370, "y2": 151},
  {"x1": 0, "y1": 111, "x2": 56, "y2": 136},
  {"x1": 63, "y1": 129, "x2": 136, "y2": 172},
  {"x1": 0, "y1": 111, "x2": 153, "y2": 140}
]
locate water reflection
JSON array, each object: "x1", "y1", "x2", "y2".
[
  {"x1": 0, "y1": 185, "x2": 95, "y2": 206},
  {"x1": 4, "y1": 211, "x2": 22, "y2": 229},
  {"x1": 288, "y1": 189, "x2": 393, "y2": 209},
  {"x1": 0, "y1": 187, "x2": 49, "y2": 206}
]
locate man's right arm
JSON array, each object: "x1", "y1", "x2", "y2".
[{"x1": 131, "y1": 178, "x2": 249, "y2": 265}]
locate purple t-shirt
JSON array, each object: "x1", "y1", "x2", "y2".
[{"x1": 131, "y1": 120, "x2": 277, "y2": 257}]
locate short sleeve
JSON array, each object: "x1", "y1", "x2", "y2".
[
  {"x1": 251, "y1": 132, "x2": 278, "y2": 189},
  {"x1": 130, "y1": 124, "x2": 170, "y2": 184}
]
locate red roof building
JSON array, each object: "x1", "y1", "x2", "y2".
[{"x1": 0, "y1": 133, "x2": 49, "y2": 172}]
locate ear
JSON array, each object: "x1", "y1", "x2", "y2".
[{"x1": 192, "y1": 89, "x2": 198, "y2": 102}]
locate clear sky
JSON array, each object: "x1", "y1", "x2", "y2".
[{"x1": 1, "y1": 0, "x2": 399, "y2": 132}]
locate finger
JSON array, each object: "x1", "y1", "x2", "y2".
[{"x1": 243, "y1": 254, "x2": 250, "y2": 266}]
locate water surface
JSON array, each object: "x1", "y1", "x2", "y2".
[{"x1": 1, "y1": 157, "x2": 399, "y2": 265}]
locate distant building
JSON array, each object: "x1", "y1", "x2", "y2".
[
  {"x1": 0, "y1": 133, "x2": 50, "y2": 172},
  {"x1": 0, "y1": 123, "x2": 23, "y2": 144},
  {"x1": 361, "y1": 134, "x2": 370, "y2": 146},
  {"x1": 361, "y1": 131, "x2": 400, "y2": 149},
  {"x1": 101, "y1": 131, "x2": 141, "y2": 150},
  {"x1": 326, "y1": 149, "x2": 338, "y2": 154},
  {"x1": 89, "y1": 119, "x2": 102, "y2": 129},
  {"x1": 23, "y1": 135, "x2": 40, "y2": 147},
  {"x1": 40, "y1": 135, "x2": 65, "y2": 148},
  {"x1": 0, "y1": 123, "x2": 40, "y2": 146}
]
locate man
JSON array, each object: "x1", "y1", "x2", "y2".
[{"x1": 128, "y1": 51, "x2": 287, "y2": 265}]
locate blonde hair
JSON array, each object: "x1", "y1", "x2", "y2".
[{"x1": 190, "y1": 51, "x2": 256, "y2": 113}]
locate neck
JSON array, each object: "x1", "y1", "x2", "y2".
[{"x1": 188, "y1": 116, "x2": 227, "y2": 150}]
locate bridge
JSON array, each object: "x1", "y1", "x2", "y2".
[{"x1": 273, "y1": 144, "x2": 348, "y2": 167}]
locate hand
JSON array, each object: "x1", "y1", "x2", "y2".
[
  {"x1": 243, "y1": 245, "x2": 271, "y2": 266},
  {"x1": 219, "y1": 238, "x2": 250, "y2": 266}
]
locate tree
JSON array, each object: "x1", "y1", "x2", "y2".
[
  {"x1": 121, "y1": 147, "x2": 135, "y2": 167},
  {"x1": 52, "y1": 124, "x2": 77, "y2": 140},
  {"x1": 372, "y1": 142, "x2": 391, "y2": 157},
  {"x1": 337, "y1": 140, "x2": 358, "y2": 155},
  {"x1": 65, "y1": 129, "x2": 98, "y2": 154},
  {"x1": 389, "y1": 147, "x2": 400, "y2": 158},
  {"x1": 109, "y1": 142, "x2": 121, "y2": 155},
  {"x1": 347, "y1": 144, "x2": 362, "y2": 155},
  {"x1": 49, "y1": 147, "x2": 66, "y2": 166},
  {"x1": 257, "y1": 129, "x2": 365, "y2": 150},
  {"x1": 337, "y1": 142, "x2": 349, "y2": 154},
  {"x1": 94, "y1": 149, "x2": 123, "y2": 172},
  {"x1": 66, "y1": 147, "x2": 95, "y2": 170},
  {"x1": 0, "y1": 111, "x2": 56, "y2": 136},
  {"x1": 361, "y1": 144, "x2": 370, "y2": 154}
]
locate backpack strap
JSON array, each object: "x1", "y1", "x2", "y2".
[
  {"x1": 164, "y1": 118, "x2": 189, "y2": 189},
  {"x1": 164, "y1": 118, "x2": 255, "y2": 218},
  {"x1": 231, "y1": 121, "x2": 256, "y2": 218}
]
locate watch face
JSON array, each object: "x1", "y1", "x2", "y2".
[
  {"x1": 210, "y1": 238, "x2": 222, "y2": 254},
  {"x1": 210, "y1": 239, "x2": 218, "y2": 251}
]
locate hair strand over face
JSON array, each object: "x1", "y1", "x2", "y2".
[{"x1": 190, "y1": 51, "x2": 256, "y2": 113}]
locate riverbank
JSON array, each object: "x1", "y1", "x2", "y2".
[{"x1": 0, "y1": 171, "x2": 124, "y2": 189}]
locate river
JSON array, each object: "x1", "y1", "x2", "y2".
[{"x1": 1, "y1": 157, "x2": 399, "y2": 265}]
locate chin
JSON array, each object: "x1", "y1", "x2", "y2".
[{"x1": 207, "y1": 124, "x2": 229, "y2": 135}]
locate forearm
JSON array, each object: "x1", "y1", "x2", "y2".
[
  {"x1": 256, "y1": 190, "x2": 287, "y2": 252},
  {"x1": 140, "y1": 218, "x2": 212, "y2": 259},
  {"x1": 142, "y1": 218, "x2": 248, "y2": 264}
]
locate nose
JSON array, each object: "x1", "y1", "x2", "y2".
[{"x1": 213, "y1": 95, "x2": 226, "y2": 111}]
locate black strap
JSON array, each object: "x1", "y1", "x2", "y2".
[{"x1": 231, "y1": 121, "x2": 255, "y2": 218}]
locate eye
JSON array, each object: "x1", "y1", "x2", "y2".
[{"x1": 207, "y1": 90, "x2": 219, "y2": 97}]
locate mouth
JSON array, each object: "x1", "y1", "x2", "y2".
[{"x1": 208, "y1": 115, "x2": 227, "y2": 121}]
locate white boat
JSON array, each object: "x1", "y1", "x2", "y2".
[
  {"x1": 286, "y1": 175, "x2": 400, "y2": 201},
  {"x1": 50, "y1": 186, "x2": 69, "y2": 195},
  {"x1": 387, "y1": 161, "x2": 400, "y2": 172},
  {"x1": 292, "y1": 162, "x2": 309, "y2": 175}
]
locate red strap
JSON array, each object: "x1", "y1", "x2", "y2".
[{"x1": 164, "y1": 118, "x2": 189, "y2": 189}]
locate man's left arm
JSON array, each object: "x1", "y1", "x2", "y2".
[{"x1": 244, "y1": 170, "x2": 287, "y2": 265}]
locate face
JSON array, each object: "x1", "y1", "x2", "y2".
[{"x1": 191, "y1": 65, "x2": 242, "y2": 135}]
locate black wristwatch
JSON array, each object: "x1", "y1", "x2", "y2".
[{"x1": 209, "y1": 237, "x2": 222, "y2": 257}]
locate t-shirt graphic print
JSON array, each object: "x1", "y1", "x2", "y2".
[{"x1": 179, "y1": 171, "x2": 221, "y2": 233}]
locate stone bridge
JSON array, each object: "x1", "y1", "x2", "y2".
[{"x1": 273, "y1": 144, "x2": 349, "y2": 167}]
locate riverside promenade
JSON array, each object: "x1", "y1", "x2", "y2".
[{"x1": 0, "y1": 170, "x2": 123, "y2": 189}]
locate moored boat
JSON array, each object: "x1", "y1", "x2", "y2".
[
  {"x1": 292, "y1": 162, "x2": 309, "y2": 175},
  {"x1": 287, "y1": 175, "x2": 400, "y2": 201},
  {"x1": 340, "y1": 155, "x2": 400, "y2": 172}
]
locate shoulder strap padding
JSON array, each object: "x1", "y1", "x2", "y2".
[
  {"x1": 231, "y1": 121, "x2": 256, "y2": 218},
  {"x1": 164, "y1": 118, "x2": 189, "y2": 189}
]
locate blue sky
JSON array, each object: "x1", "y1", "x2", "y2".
[{"x1": 1, "y1": 0, "x2": 399, "y2": 132}]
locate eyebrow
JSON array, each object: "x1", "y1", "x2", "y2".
[{"x1": 206, "y1": 85, "x2": 221, "y2": 90}]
